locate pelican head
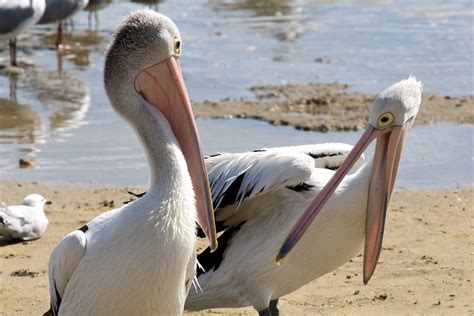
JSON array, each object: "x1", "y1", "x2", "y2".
[
  {"x1": 277, "y1": 76, "x2": 422, "y2": 284},
  {"x1": 104, "y1": 9, "x2": 217, "y2": 250},
  {"x1": 22, "y1": 194, "x2": 51, "y2": 208}
]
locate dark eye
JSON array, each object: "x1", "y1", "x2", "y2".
[{"x1": 174, "y1": 37, "x2": 181, "y2": 55}]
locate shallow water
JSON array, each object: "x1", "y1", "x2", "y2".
[
  {"x1": 0, "y1": 0, "x2": 472, "y2": 189},
  {"x1": 1, "y1": 118, "x2": 472, "y2": 189}
]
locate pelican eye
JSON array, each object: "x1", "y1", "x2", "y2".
[
  {"x1": 173, "y1": 37, "x2": 181, "y2": 55},
  {"x1": 377, "y1": 112, "x2": 394, "y2": 128}
]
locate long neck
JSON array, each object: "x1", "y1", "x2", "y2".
[{"x1": 131, "y1": 99, "x2": 193, "y2": 200}]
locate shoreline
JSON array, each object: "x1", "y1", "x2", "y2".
[
  {"x1": 193, "y1": 83, "x2": 473, "y2": 132},
  {"x1": 0, "y1": 180, "x2": 472, "y2": 314}
]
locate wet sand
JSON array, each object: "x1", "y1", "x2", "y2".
[
  {"x1": 194, "y1": 83, "x2": 473, "y2": 132},
  {"x1": 0, "y1": 179, "x2": 472, "y2": 315}
]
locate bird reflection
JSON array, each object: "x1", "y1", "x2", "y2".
[
  {"x1": 8, "y1": 73, "x2": 18, "y2": 102},
  {"x1": 25, "y1": 67, "x2": 90, "y2": 138},
  {"x1": 0, "y1": 98, "x2": 43, "y2": 145},
  {"x1": 213, "y1": 0, "x2": 303, "y2": 43},
  {"x1": 213, "y1": 0, "x2": 294, "y2": 17}
]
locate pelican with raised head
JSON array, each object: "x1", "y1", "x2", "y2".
[
  {"x1": 45, "y1": 10, "x2": 217, "y2": 315},
  {"x1": 185, "y1": 77, "x2": 422, "y2": 315}
]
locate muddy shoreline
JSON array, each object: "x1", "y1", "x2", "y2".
[{"x1": 193, "y1": 82, "x2": 473, "y2": 132}]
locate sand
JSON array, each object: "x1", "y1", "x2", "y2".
[{"x1": 0, "y1": 179, "x2": 472, "y2": 315}]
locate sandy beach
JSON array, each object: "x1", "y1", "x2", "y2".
[{"x1": 0, "y1": 179, "x2": 472, "y2": 315}]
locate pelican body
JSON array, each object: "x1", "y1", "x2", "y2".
[
  {"x1": 46, "y1": 10, "x2": 216, "y2": 315},
  {"x1": 0, "y1": 0, "x2": 46, "y2": 66},
  {"x1": 0, "y1": 194, "x2": 50, "y2": 241},
  {"x1": 186, "y1": 77, "x2": 422, "y2": 315}
]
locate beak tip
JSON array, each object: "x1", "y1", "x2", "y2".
[
  {"x1": 363, "y1": 271, "x2": 373, "y2": 285},
  {"x1": 275, "y1": 250, "x2": 286, "y2": 265},
  {"x1": 210, "y1": 240, "x2": 218, "y2": 253}
]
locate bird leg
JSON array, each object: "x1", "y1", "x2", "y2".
[
  {"x1": 258, "y1": 299, "x2": 280, "y2": 316},
  {"x1": 56, "y1": 22, "x2": 64, "y2": 50},
  {"x1": 9, "y1": 38, "x2": 17, "y2": 66},
  {"x1": 258, "y1": 309, "x2": 272, "y2": 316},
  {"x1": 269, "y1": 299, "x2": 280, "y2": 316}
]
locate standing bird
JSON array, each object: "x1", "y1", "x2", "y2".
[
  {"x1": 0, "y1": 194, "x2": 50, "y2": 241},
  {"x1": 185, "y1": 77, "x2": 422, "y2": 315},
  {"x1": 37, "y1": 0, "x2": 88, "y2": 49},
  {"x1": 46, "y1": 10, "x2": 217, "y2": 315},
  {"x1": 0, "y1": 0, "x2": 46, "y2": 66},
  {"x1": 83, "y1": 0, "x2": 112, "y2": 30}
]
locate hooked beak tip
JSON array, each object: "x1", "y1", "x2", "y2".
[
  {"x1": 210, "y1": 240, "x2": 218, "y2": 253},
  {"x1": 275, "y1": 249, "x2": 287, "y2": 265}
]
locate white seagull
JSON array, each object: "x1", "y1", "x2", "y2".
[
  {"x1": 185, "y1": 77, "x2": 422, "y2": 315},
  {"x1": 45, "y1": 10, "x2": 217, "y2": 315},
  {"x1": 0, "y1": 194, "x2": 50, "y2": 241},
  {"x1": 0, "y1": 0, "x2": 46, "y2": 66}
]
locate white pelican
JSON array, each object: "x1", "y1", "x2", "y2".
[
  {"x1": 45, "y1": 10, "x2": 217, "y2": 315},
  {"x1": 0, "y1": 194, "x2": 50, "y2": 241},
  {"x1": 38, "y1": 0, "x2": 89, "y2": 49},
  {"x1": 185, "y1": 77, "x2": 422, "y2": 315},
  {"x1": 0, "y1": 0, "x2": 46, "y2": 66}
]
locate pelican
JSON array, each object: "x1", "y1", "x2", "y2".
[
  {"x1": 0, "y1": 0, "x2": 46, "y2": 66},
  {"x1": 45, "y1": 10, "x2": 217, "y2": 315},
  {"x1": 0, "y1": 194, "x2": 50, "y2": 241},
  {"x1": 185, "y1": 77, "x2": 422, "y2": 315},
  {"x1": 38, "y1": 0, "x2": 89, "y2": 49}
]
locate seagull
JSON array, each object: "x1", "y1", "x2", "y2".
[
  {"x1": 37, "y1": 0, "x2": 89, "y2": 49},
  {"x1": 45, "y1": 10, "x2": 217, "y2": 315},
  {"x1": 0, "y1": 0, "x2": 46, "y2": 66},
  {"x1": 0, "y1": 194, "x2": 50, "y2": 241},
  {"x1": 84, "y1": 0, "x2": 112, "y2": 29},
  {"x1": 185, "y1": 77, "x2": 422, "y2": 316}
]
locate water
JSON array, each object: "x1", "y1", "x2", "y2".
[{"x1": 0, "y1": 0, "x2": 472, "y2": 188}]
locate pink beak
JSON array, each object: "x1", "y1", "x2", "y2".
[
  {"x1": 135, "y1": 56, "x2": 218, "y2": 251},
  {"x1": 276, "y1": 119, "x2": 413, "y2": 284}
]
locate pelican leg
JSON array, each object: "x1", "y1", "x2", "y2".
[
  {"x1": 269, "y1": 299, "x2": 280, "y2": 316},
  {"x1": 258, "y1": 309, "x2": 271, "y2": 316},
  {"x1": 258, "y1": 299, "x2": 280, "y2": 316},
  {"x1": 9, "y1": 38, "x2": 17, "y2": 66}
]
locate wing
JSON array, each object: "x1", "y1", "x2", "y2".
[
  {"x1": 196, "y1": 151, "x2": 314, "y2": 237},
  {"x1": 196, "y1": 143, "x2": 363, "y2": 237},
  {"x1": 0, "y1": 205, "x2": 37, "y2": 240},
  {"x1": 261, "y1": 143, "x2": 365, "y2": 170},
  {"x1": 47, "y1": 228, "x2": 87, "y2": 315}
]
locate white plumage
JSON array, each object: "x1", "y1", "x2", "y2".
[
  {"x1": 186, "y1": 144, "x2": 364, "y2": 313},
  {"x1": 46, "y1": 10, "x2": 216, "y2": 315},
  {"x1": 186, "y1": 77, "x2": 422, "y2": 315},
  {"x1": 0, "y1": 194, "x2": 49, "y2": 241}
]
